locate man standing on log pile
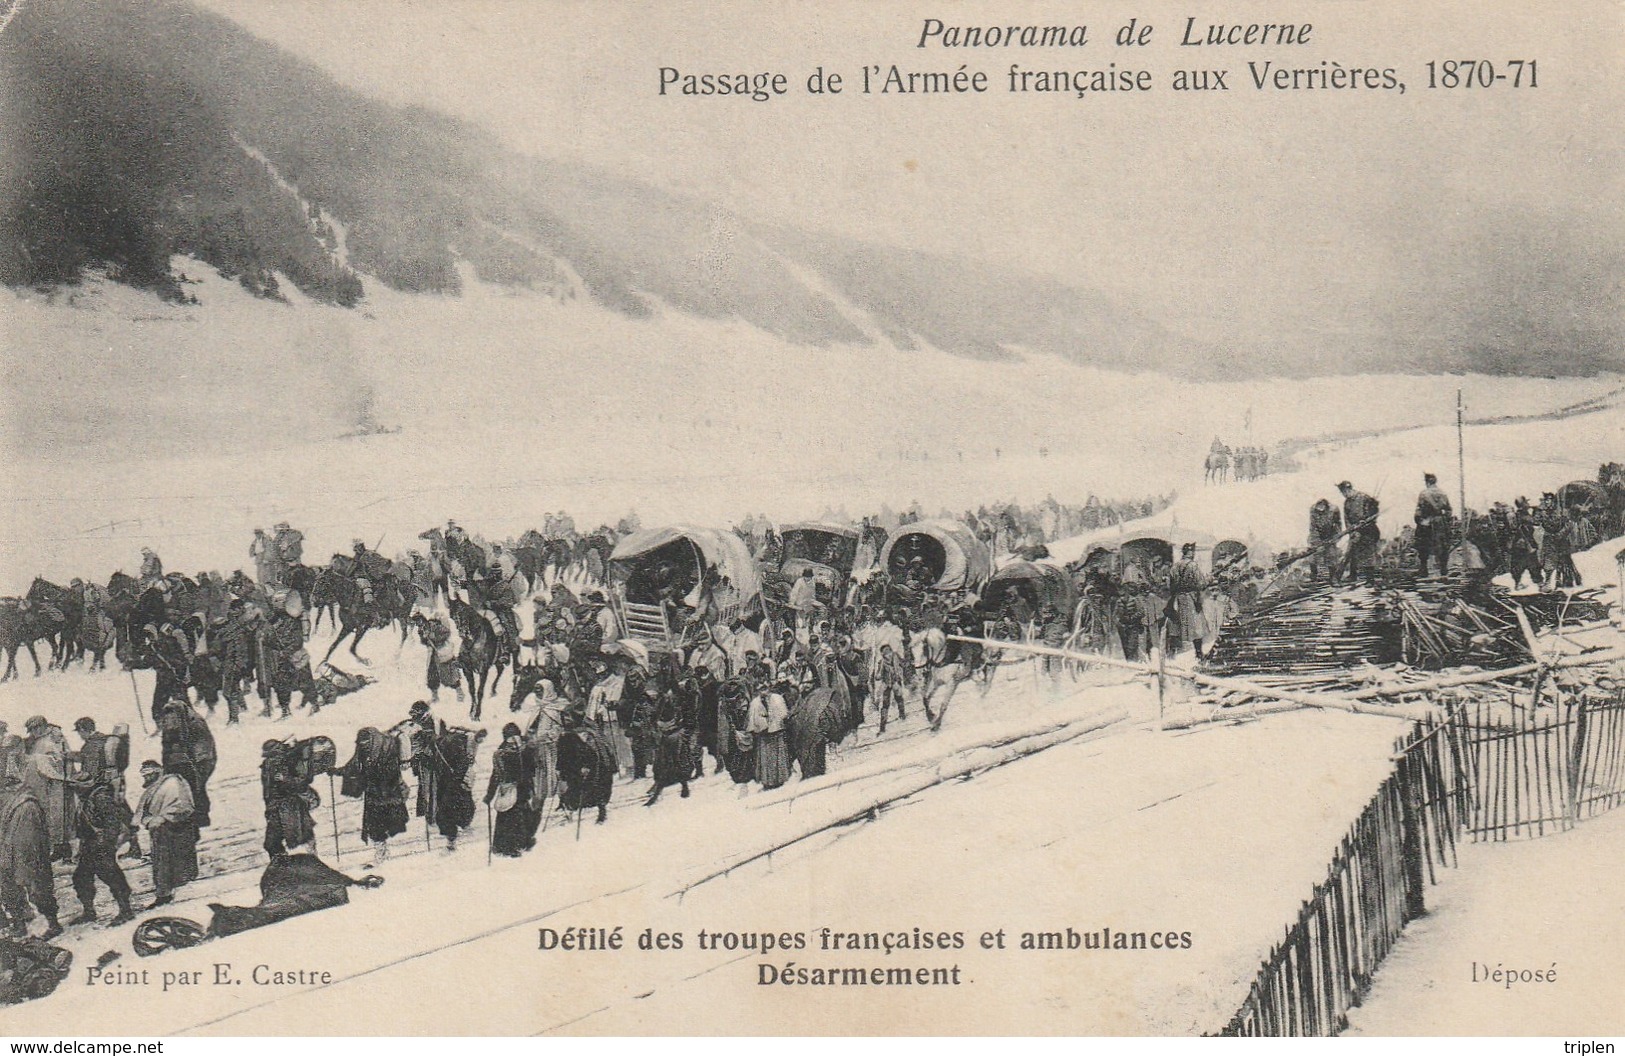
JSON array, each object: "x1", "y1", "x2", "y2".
[
  {"x1": 1414, "y1": 472, "x2": 1454, "y2": 576},
  {"x1": 1307, "y1": 499, "x2": 1343, "y2": 584},
  {"x1": 1337, "y1": 481, "x2": 1382, "y2": 584}
]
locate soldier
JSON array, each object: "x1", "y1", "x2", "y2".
[
  {"x1": 210, "y1": 600, "x2": 253, "y2": 724},
  {"x1": 1165, "y1": 544, "x2": 1212, "y2": 661},
  {"x1": 273, "y1": 522, "x2": 304, "y2": 570},
  {"x1": 20, "y1": 718, "x2": 71, "y2": 864},
  {"x1": 250, "y1": 529, "x2": 283, "y2": 588},
  {"x1": 1308, "y1": 499, "x2": 1343, "y2": 584},
  {"x1": 138, "y1": 547, "x2": 164, "y2": 588},
  {"x1": 0, "y1": 768, "x2": 62, "y2": 939},
  {"x1": 260, "y1": 741, "x2": 316, "y2": 860},
  {"x1": 1414, "y1": 472, "x2": 1455, "y2": 576},
  {"x1": 158, "y1": 700, "x2": 215, "y2": 829},
  {"x1": 134, "y1": 761, "x2": 197, "y2": 907},
  {"x1": 262, "y1": 592, "x2": 314, "y2": 719},
  {"x1": 67, "y1": 770, "x2": 133, "y2": 926},
  {"x1": 143, "y1": 620, "x2": 192, "y2": 722},
  {"x1": 1337, "y1": 481, "x2": 1382, "y2": 584}
]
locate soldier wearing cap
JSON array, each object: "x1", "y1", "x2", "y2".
[
  {"x1": 68, "y1": 761, "x2": 134, "y2": 926},
  {"x1": 1337, "y1": 481, "x2": 1382, "y2": 583},
  {"x1": 21, "y1": 717, "x2": 72, "y2": 863},
  {"x1": 261, "y1": 590, "x2": 314, "y2": 718},
  {"x1": 1166, "y1": 543, "x2": 1212, "y2": 660},
  {"x1": 0, "y1": 760, "x2": 62, "y2": 939},
  {"x1": 1414, "y1": 472, "x2": 1454, "y2": 576},
  {"x1": 135, "y1": 760, "x2": 197, "y2": 906}
]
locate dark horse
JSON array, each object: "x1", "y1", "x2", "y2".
[
  {"x1": 24, "y1": 579, "x2": 80, "y2": 670},
  {"x1": 0, "y1": 600, "x2": 50, "y2": 682},
  {"x1": 315, "y1": 570, "x2": 409, "y2": 666},
  {"x1": 449, "y1": 599, "x2": 512, "y2": 721}
]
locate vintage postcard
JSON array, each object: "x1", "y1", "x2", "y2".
[{"x1": 0, "y1": 0, "x2": 1622, "y2": 1039}]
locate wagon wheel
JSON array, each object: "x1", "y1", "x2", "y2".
[{"x1": 132, "y1": 916, "x2": 209, "y2": 958}]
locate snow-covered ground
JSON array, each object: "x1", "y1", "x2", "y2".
[
  {"x1": 0, "y1": 636, "x2": 1411, "y2": 1035},
  {"x1": 1344, "y1": 806, "x2": 1625, "y2": 1036}
]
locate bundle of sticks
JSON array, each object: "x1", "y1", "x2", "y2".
[{"x1": 1208, "y1": 579, "x2": 1612, "y2": 678}]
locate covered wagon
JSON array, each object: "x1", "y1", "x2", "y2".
[
  {"x1": 608, "y1": 526, "x2": 763, "y2": 652},
  {"x1": 980, "y1": 560, "x2": 1078, "y2": 622},
  {"x1": 878, "y1": 519, "x2": 993, "y2": 593}
]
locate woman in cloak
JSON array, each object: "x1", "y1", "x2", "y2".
[
  {"x1": 485, "y1": 724, "x2": 539, "y2": 857},
  {"x1": 748, "y1": 682, "x2": 791, "y2": 791}
]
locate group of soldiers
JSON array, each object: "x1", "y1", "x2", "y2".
[
  {"x1": 5, "y1": 463, "x2": 1612, "y2": 959},
  {"x1": 1205, "y1": 438, "x2": 1277, "y2": 484},
  {"x1": 0, "y1": 711, "x2": 207, "y2": 940},
  {"x1": 1299, "y1": 472, "x2": 1603, "y2": 591}
]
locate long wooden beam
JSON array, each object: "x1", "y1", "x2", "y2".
[{"x1": 947, "y1": 635, "x2": 1433, "y2": 721}]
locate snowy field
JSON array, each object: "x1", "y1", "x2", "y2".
[{"x1": 2, "y1": 264, "x2": 1620, "y2": 586}]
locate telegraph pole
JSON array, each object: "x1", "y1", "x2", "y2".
[{"x1": 1456, "y1": 389, "x2": 1467, "y2": 539}]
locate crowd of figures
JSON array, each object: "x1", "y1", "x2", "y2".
[
  {"x1": 0, "y1": 495, "x2": 1159, "y2": 961},
  {"x1": 1291, "y1": 463, "x2": 1625, "y2": 592},
  {"x1": 734, "y1": 493, "x2": 1173, "y2": 564},
  {"x1": 0, "y1": 461, "x2": 1617, "y2": 975},
  {"x1": 1204, "y1": 437, "x2": 1279, "y2": 484}
]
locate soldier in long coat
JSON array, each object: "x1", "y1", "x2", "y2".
[
  {"x1": 260, "y1": 742, "x2": 316, "y2": 859},
  {"x1": 1165, "y1": 544, "x2": 1212, "y2": 660},
  {"x1": 20, "y1": 718, "x2": 71, "y2": 863},
  {"x1": 340, "y1": 728, "x2": 408, "y2": 860},
  {"x1": 0, "y1": 772, "x2": 61, "y2": 938},
  {"x1": 135, "y1": 761, "x2": 197, "y2": 906},
  {"x1": 262, "y1": 596, "x2": 313, "y2": 718}
]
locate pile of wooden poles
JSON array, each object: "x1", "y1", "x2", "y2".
[{"x1": 1208, "y1": 576, "x2": 1613, "y2": 678}]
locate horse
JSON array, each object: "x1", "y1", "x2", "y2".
[
  {"x1": 1204, "y1": 447, "x2": 1231, "y2": 485},
  {"x1": 573, "y1": 531, "x2": 617, "y2": 584},
  {"x1": 0, "y1": 599, "x2": 50, "y2": 682},
  {"x1": 316, "y1": 569, "x2": 407, "y2": 666},
  {"x1": 448, "y1": 599, "x2": 511, "y2": 721},
  {"x1": 24, "y1": 579, "x2": 79, "y2": 670}
]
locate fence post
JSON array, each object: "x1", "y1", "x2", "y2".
[
  {"x1": 1396, "y1": 753, "x2": 1427, "y2": 921},
  {"x1": 1567, "y1": 697, "x2": 1590, "y2": 822}
]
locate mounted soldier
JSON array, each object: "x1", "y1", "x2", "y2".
[{"x1": 138, "y1": 548, "x2": 164, "y2": 589}]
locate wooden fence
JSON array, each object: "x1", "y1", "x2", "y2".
[
  {"x1": 1463, "y1": 693, "x2": 1625, "y2": 839},
  {"x1": 1220, "y1": 689, "x2": 1625, "y2": 1036},
  {"x1": 1219, "y1": 717, "x2": 1470, "y2": 1036}
]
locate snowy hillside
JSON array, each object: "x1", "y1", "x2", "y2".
[{"x1": 3, "y1": 261, "x2": 1620, "y2": 590}]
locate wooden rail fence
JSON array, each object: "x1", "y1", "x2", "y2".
[{"x1": 1220, "y1": 689, "x2": 1625, "y2": 1036}]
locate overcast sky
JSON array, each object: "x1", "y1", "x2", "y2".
[{"x1": 194, "y1": 0, "x2": 1622, "y2": 367}]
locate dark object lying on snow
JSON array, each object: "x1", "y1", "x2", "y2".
[
  {"x1": 0, "y1": 935, "x2": 72, "y2": 1004},
  {"x1": 312, "y1": 663, "x2": 375, "y2": 709},
  {"x1": 209, "y1": 854, "x2": 382, "y2": 938},
  {"x1": 131, "y1": 854, "x2": 383, "y2": 956}
]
